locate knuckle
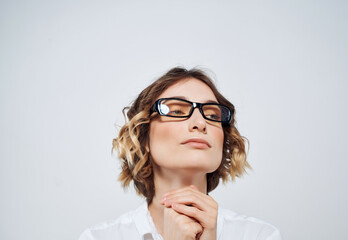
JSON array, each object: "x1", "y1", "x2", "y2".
[
  {"x1": 208, "y1": 196, "x2": 218, "y2": 208},
  {"x1": 175, "y1": 218, "x2": 181, "y2": 225},
  {"x1": 192, "y1": 207, "x2": 199, "y2": 217},
  {"x1": 191, "y1": 195, "x2": 198, "y2": 201},
  {"x1": 182, "y1": 223, "x2": 200, "y2": 239},
  {"x1": 170, "y1": 211, "x2": 177, "y2": 218},
  {"x1": 213, "y1": 201, "x2": 218, "y2": 209},
  {"x1": 182, "y1": 224, "x2": 190, "y2": 232},
  {"x1": 174, "y1": 214, "x2": 184, "y2": 225},
  {"x1": 166, "y1": 208, "x2": 177, "y2": 218}
]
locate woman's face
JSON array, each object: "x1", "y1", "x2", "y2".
[{"x1": 148, "y1": 78, "x2": 224, "y2": 174}]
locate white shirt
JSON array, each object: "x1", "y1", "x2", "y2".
[{"x1": 79, "y1": 202, "x2": 282, "y2": 240}]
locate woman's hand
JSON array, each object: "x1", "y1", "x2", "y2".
[
  {"x1": 160, "y1": 185, "x2": 218, "y2": 240},
  {"x1": 163, "y1": 207, "x2": 203, "y2": 240}
]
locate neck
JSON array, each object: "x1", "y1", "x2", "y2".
[{"x1": 148, "y1": 166, "x2": 207, "y2": 237}]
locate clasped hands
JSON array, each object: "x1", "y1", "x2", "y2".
[{"x1": 160, "y1": 185, "x2": 218, "y2": 240}]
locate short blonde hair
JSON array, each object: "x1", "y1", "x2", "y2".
[{"x1": 112, "y1": 67, "x2": 250, "y2": 203}]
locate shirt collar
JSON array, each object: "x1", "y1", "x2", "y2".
[
  {"x1": 217, "y1": 206, "x2": 224, "y2": 239},
  {"x1": 133, "y1": 202, "x2": 156, "y2": 239}
]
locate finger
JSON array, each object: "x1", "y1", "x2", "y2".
[
  {"x1": 161, "y1": 194, "x2": 215, "y2": 212},
  {"x1": 161, "y1": 190, "x2": 217, "y2": 209},
  {"x1": 171, "y1": 203, "x2": 208, "y2": 227},
  {"x1": 163, "y1": 186, "x2": 211, "y2": 203},
  {"x1": 163, "y1": 207, "x2": 203, "y2": 240},
  {"x1": 163, "y1": 193, "x2": 209, "y2": 212},
  {"x1": 163, "y1": 185, "x2": 201, "y2": 197}
]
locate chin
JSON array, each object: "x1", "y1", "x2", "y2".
[{"x1": 179, "y1": 156, "x2": 220, "y2": 173}]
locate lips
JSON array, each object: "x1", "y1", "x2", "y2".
[{"x1": 181, "y1": 138, "x2": 211, "y2": 149}]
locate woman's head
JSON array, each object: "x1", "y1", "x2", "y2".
[
  {"x1": 113, "y1": 67, "x2": 250, "y2": 203},
  {"x1": 148, "y1": 78, "x2": 225, "y2": 177}
]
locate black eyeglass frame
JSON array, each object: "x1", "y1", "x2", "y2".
[{"x1": 150, "y1": 97, "x2": 233, "y2": 124}]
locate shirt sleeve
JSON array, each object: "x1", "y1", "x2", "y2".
[
  {"x1": 78, "y1": 229, "x2": 95, "y2": 240},
  {"x1": 255, "y1": 224, "x2": 282, "y2": 240},
  {"x1": 264, "y1": 228, "x2": 282, "y2": 240}
]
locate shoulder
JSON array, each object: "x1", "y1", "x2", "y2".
[
  {"x1": 78, "y1": 203, "x2": 146, "y2": 240},
  {"x1": 218, "y1": 207, "x2": 282, "y2": 240}
]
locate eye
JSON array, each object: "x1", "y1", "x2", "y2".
[
  {"x1": 164, "y1": 101, "x2": 191, "y2": 116},
  {"x1": 168, "y1": 109, "x2": 185, "y2": 115},
  {"x1": 203, "y1": 106, "x2": 222, "y2": 121},
  {"x1": 206, "y1": 114, "x2": 221, "y2": 121}
]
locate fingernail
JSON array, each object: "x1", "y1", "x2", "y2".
[{"x1": 160, "y1": 197, "x2": 166, "y2": 203}]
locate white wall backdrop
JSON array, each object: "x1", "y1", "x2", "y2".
[{"x1": 1, "y1": 0, "x2": 347, "y2": 239}]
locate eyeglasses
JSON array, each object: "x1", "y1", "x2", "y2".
[{"x1": 150, "y1": 98, "x2": 233, "y2": 124}]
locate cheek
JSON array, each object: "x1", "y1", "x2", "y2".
[
  {"x1": 148, "y1": 121, "x2": 177, "y2": 162},
  {"x1": 213, "y1": 129, "x2": 224, "y2": 161},
  {"x1": 210, "y1": 124, "x2": 224, "y2": 146}
]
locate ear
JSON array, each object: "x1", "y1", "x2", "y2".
[
  {"x1": 145, "y1": 133, "x2": 150, "y2": 153},
  {"x1": 144, "y1": 138, "x2": 150, "y2": 152}
]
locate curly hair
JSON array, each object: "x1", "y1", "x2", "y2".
[{"x1": 112, "y1": 67, "x2": 250, "y2": 204}]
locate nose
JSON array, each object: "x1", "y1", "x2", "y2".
[{"x1": 188, "y1": 108, "x2": 207, "y2": 133}]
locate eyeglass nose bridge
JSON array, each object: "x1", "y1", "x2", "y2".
[{"x1": 189, "y1": 102, "x2": 206, "y2": 119}]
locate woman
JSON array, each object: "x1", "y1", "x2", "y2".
[{"x1": 79, "y1": 67, "x2": 282, "y2": 240}]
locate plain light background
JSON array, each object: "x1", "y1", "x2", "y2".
[{"x1": 1, "y1": 0, "x2": 347, "y2": 239}]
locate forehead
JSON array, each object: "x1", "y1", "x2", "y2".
[{"x1": 158, "y1": 78, "x2": 218, "y2": 103}]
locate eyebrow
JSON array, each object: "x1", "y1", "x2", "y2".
[{"x1": 169, "y1": 96, "x2": 219, "y2": 104}]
